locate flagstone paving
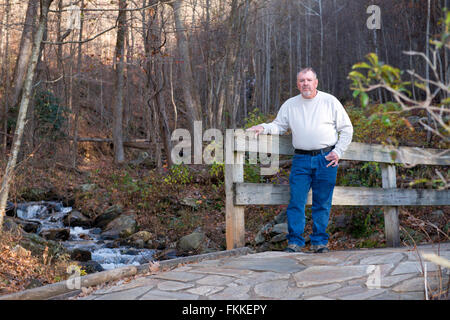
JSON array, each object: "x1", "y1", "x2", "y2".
[{"x1": 76, "y1": 243, "x2": 449, "y2": 300}]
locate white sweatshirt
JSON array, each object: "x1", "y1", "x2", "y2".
[{"x1": 260, "y1": 91, "x2": 353, "y2": 158}]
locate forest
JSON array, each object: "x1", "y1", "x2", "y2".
[{"x1": 0, "y1": 0, "x2": 448, "y2": 296}]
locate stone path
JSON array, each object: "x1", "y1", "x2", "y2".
[{"x1": 76, "y1": 243, "x2": 449, "y2": 300}]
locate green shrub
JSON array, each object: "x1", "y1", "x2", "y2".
[
  {"x1": 33, "y1": 90, "x2": 69, "y2": 140},
  {"x1": 164, "y1": 164, "x2": 193, "y2": 185}
]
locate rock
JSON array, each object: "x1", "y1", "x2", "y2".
[
  {"x1": 71, "y1": 249, "x2": 92, "y2": 262},
  {"x1": 177, "y1": 232, "x2": 206, "y2": 252},
  {"x1": 16, "y1": 219, "x2": 41, "y2": 233},
  {"x1": 431, "y1": 210, "x2": 444, "y2": 220},
  {"x1": 39, "y1": 228, "x2": 70, "y2": 241},
  {"x1": 78, "y1": 183, "x2": 97, "y2": 193},
  {"x1": 254, "y1": 231, "x2": 266, "y2": 245},
  {"x1": 270, "y1": 233, "x2": 287, "y2": 243},
  {"x1": 129, "y1": 152, "x2": 150, "y2": 166},
  {"x1": 20, "y1": 187, "x2": 57, "y2": 201},
  {"x1": 254, "y1": 213, "x2": 289, "y2": 248},
  {"x1": 134, "y1": 239, "x2": 145, "y2": 248},
  {"x1": 274, "y1": 210, "x2": 287, "y2": 224},
  {"x1": 25, "y1": 279, "x2": 44, "y2": 290},
  {"x1": 63, "y1": 210, "x2": 92, "y2": 228},
  {"x1": 101, "y1": 214, "x2": 137, "y2": 239},
  {"x1": 271, "y1": 223, "x2": 288, "y2": 235},
  {"x1": 79, "y1": 234, "x2": 92, "y2": 240},
  {"x1": 2, "y1": 217, "x2": 23, "y2": 235},
  {"x1": 333, "y1": 214, "x2": 351, "y2": 229},
  {"x1": 128, "y1": 231, "x2": 153, "y2": 242},
  {"x1": 12, "y1": 244, "x2": 31, "y2": 258},
  {"x1": 6, "y1": 201, "x2": 15, "y2": 217},
  {"x1": 122, "y1": 231, "x2": 153, "y2": 248},
  {"x1": 77, "y1": 260, "x2": 104, "y2": 274},
  {"x1": 19, "y1": 233, "x2": 68, "y2": 258},
  {"x1": 180, "y1": 197, "x2": 199, "y2": 209},
  {"x1": 94, "y1": 205, "x2": 123, "y2": 229},
  {"x1": 154, "y1": 249, "x2": 178, "y2": 261}
]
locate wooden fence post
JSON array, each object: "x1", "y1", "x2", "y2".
[
  {"x1": 381, "y1": 163, "x2": 400, "y2": 247},
  {"x1": 225, "y1": 130, "x2": 245, "y2": 249}
]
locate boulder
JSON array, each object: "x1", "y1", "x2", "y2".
[
  {"x1": 180, "y1": 197, "x2": 199, "y2": 209},
  {"x1": 63, "y1": 210, "x2": 92, "y2": 228},
  {"x1": 153, "y1": 248, "x2": 178, "y2": 261},
  {"x1": 3, "y1": 217, "x2": 23, "y2": 235},
  {"x1": 77, "y1": 260, "x2": 104, "y2": 274},
  {"x1": 254, "y1": 231, "x2": 266, "y2": 245},
  {"x1": 94, "y1": 205, "x2": 123, "y2": 229},
  {"x1": 19, "y1": 233, "x2": 68, "y2": 258},
  {"x1": 12, "y1": 244, "x2": 31, "y2": 258},
  {"x1": 122, "y1": 231, "x2": 153, "y2": 248},
  {"x1": 6, "y1": 201, "x2": 15, "y2": 217},
  {"x1": 254, "y1": 210, "x2": 290, "y2": 250},
  {"x1": 271, "y1": 223, "x2": 288, "y2": 235},
  {"x1": 20, "y1": 187, "x2": 58, "y2": 201},
  {"x1": 101, "y1": 214, "x2": 137, "y2": 239},
  {"x1": 13, "y1": 218, "x2": 40, "y2": 233},
  {"x1": 274, "y1": 210, "x2": 287, "y2": 224},
  {"x1": 77, "y1": 183, "x2": 97, "y2": 193},
  {"x1": 177, "y1": 232, "x2": 206, "y2": 252},
  {"x1": 39, "y1": 228, "x2": 70, "y2": 241},
  {"x1": 270, "y1": 233, "x2": 287, "y2": 243},
  {"x1": 70, "y1": 249, "x2": 92, "y2": 262},
  {"x1": 333, "y1": 214, "x2": 351, "y2": 230}
]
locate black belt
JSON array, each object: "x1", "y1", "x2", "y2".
[{"x1": 295, "y1": 146, "x2": 335, "y2": 156}]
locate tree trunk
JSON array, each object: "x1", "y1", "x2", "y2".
[
  {"x1": 0, "y1": 0, "x2": 54, "y2": 232},
  {"x1": 1, "y1": 0, "x2": 10, "y2": 155},
  {"x1": 425, "y1": 0, "x2": 432, "y2": 143},
  {"x1": 112, "y1": 0, "x2": 127, "y2": 164},
  {"x1": 9, "y1": 0, "x2": 39, "y2": 110},
  {"x1": 71, "y1": 0, "x2": 84, "y2": 168},
  {"x1": 168, "y1": 0, "x2": 202, "y2": 132}
]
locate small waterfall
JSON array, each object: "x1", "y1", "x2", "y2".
[{"x1": 14, "y1": 201, "x2": 156, "y2": 271}]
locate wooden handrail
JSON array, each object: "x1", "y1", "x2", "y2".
[
  {"x1": 234, "y1": 133, "x2": 450, "y2": 166},
  {"x1": 225, "y1": 131, "x2": 450, "y2": 249}
]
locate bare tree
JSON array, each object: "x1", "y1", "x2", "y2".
[
  {"x1": 167, "y1": 0, "x2": 202, "y2": 132},
  {"x1": 0, "y1": 0, "x2": 54, "y2": 231},
  {"x1": 9, "y1": 0, "x2": 39, "y2": 110},
  {"x1": 112, "y1": 0, "x2": 127, "y2": 164}
]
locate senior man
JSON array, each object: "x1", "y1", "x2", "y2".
[{"x1": 247, "y1": 68, "x2": 353, "y2": 253}]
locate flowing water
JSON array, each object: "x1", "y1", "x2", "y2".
[{"x1": 15, "y1": 201, "x2": 156, "y2": 271}]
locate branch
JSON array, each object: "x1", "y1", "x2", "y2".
[
  {"x1": 43, "y1": 24, "x2": 117, "y2": 45},
  {"x1": 49, "y1": 0, "x2": 175, "y2": 13}
]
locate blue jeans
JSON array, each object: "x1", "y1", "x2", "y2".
[{"x1": 286, "y1": 150, "x2": 338, "y2": 247}]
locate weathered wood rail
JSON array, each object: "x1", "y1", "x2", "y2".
[{"x1": 225, "y1": 132, "x2": 450, "y2": 249}]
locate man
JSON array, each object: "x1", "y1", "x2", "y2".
[{"x1": 247, "y1": 68, "x2": 353, "y2": 253}]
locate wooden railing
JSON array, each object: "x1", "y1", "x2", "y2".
[{"x1": 225, "y1": 131, "x2": 450, "y2": 250}]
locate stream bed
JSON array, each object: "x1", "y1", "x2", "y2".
[{"x1": 14, "y1": 201, "x2": 157, "y2": 271}]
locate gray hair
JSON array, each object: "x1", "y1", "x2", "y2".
[{"x1": 297, "y1": 68, "x2": 317, "y2": 79}]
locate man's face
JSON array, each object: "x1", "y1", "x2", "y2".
[{"x1": 297, "y1": 71, "x2": 318, "y2": 99}]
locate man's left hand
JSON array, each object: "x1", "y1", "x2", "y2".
[{"x1": 325, "y1": 151, "x2": 339, "y2": 167}]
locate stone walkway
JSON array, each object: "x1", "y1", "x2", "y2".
[{"x1": 76, "y1": 243, "x2": 449, "y2": 300}]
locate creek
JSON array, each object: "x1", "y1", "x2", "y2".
[{"x1": 14, "y1": 201, "x2": 157, "y2": 271}]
